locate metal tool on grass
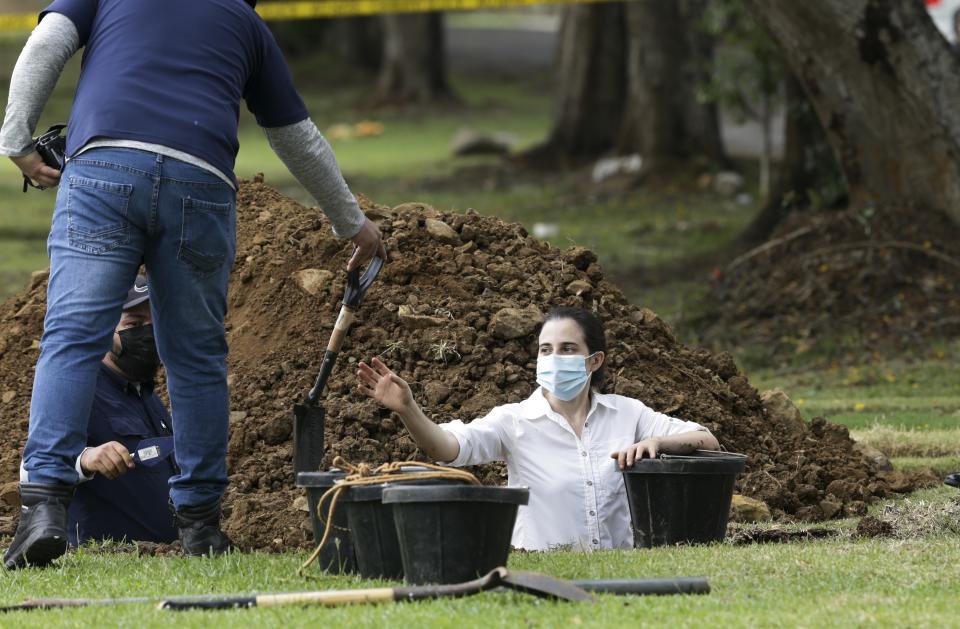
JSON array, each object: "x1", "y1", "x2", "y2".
[
  {"x1": 0, "y1": 575, "x2": 709, "y2": 613},
  {"x1": 293, "y1": 254, "x2": 383, "y2": 475},
  {"x1": 158, "y1": 567, "x2": 596, "y2": 610}
]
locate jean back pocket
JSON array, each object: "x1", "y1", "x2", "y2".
[
  {"x1": 66, "y1": 176, "x2": 133, "y2": 254},
  {"x1": 178, "y1": 197, "x2": 235, "y2": 278}
]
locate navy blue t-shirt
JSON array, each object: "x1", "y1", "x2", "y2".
[
  {"x1": 68, "y1": 364, "x2": 178, "y2": 545},
  {"x1": 41, "y1": 0, "x2": 308, "y2": 184}
]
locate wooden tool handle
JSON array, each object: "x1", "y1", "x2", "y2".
[
  {"x1": 257, "y1": 588, "x2": 395, "y2": 607},
  {"x1": 326, "y1": 305, "x2": 355, "y2": 353}
]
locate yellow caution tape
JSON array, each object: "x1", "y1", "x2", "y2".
[
  {"x1": 257, "y1": 0, "x2": 608, "y2": 19},
  {"x1": 0, "y1": 13, "x2": 36, "y2": 32},
  {"x1": 0, "y1": 0, "x2": 607, "y2": 31}
]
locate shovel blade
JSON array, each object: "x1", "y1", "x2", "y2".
[
  {"x1": 293, "y1": 404, "x2": 325, "y2": 475},
  {"x1": 500, "y1": 570, "x2": 596, "y2": 603}
]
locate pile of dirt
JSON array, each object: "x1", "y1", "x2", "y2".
[
  {"x1": 698, "y1": 206, "x2": 960, "y2": 356},
  {"x1": 0, "y1": 181, "x2": 929, "y2": 548}
]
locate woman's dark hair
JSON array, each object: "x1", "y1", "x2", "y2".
[{"x1": 543, "y1": 307, "x2": 607, "y2": 388}]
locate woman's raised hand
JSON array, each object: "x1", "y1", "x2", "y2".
[{"x1": 357, "y1": 356, "x2": 414, "y2": 414}]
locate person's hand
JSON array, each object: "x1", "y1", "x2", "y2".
[
  {"x1": 79, "y1": 441, "x2": 135, "y2": 479},
  {"x1": 357, "y1": 357, "x2": 414, "y2": 414},
  {"x1": 11, "y1": 151, "x2": 61, "y2": 189},
  {"x1": 611, "y1": 438, "x2": 661, "y2": 470},
  {"x1": 347, "y1": 217, "x2": 386, "y2": 272}
]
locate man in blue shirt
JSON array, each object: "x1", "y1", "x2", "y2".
[
  {"x1": 69, "y1": 276, "x2": 178, "y2": 546},
  {"x1": 1, "y1": 0, "x2": 386, "y2": 569}
]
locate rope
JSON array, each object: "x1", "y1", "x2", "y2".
[{"x1": 298, "y1": 456, "x2": 480, "y2": 576}]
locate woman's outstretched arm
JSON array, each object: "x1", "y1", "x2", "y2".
[{"x1": 357, "y1": 357, "x2": 460, "y2": 463}]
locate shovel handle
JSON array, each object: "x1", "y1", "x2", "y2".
[
  {"x1": 305, "y1": 306, "x2": 354, "y2": 404},
  {"x1": 572, "y1": 578, "x2": 710, "y2": 596}
]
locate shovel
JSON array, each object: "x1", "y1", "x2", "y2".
[
  {"x1": 293, "y1": 254, "x2": 384, "y2": 476},
  {"x1": 0, "y1": 574, "x2": 709, "y2": 613},
  {"x1": 159, "y1": 567, "x2": 595, "y2": 610}
]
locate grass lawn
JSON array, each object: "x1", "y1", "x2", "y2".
[{"x1": 1, "y1": 486, "x2": 958, "y2": 628}]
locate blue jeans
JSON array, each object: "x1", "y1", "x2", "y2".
[{"x1": 22, "y1": 148, "x2": 236, "y2": 509}]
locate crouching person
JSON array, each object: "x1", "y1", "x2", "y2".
[
  {"x1": 5, "y1": 277, "x2": 177, "y2": 568},
  {"x1": 69, "y1": 276, "x2": 177, "y2": 546},
  {"x1": 357, "y1": 306, "x2": 720, "y2": 551}
]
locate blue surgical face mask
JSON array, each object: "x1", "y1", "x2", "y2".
[{"x1": 536, "y1": 353, "x2": 597, "y2": 401}]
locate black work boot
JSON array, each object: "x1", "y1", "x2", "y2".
[
  {"x1": 3, "y1": 483, "x2": 74, "y2": 570},
  {"x1": 945, "y1": 473, "x2": 960, "y2": 488},
  {"x1": 173, "y1": 499, "x2": 234, "y2": 557}
]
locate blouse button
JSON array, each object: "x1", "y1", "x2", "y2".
[
  {"x1": 580, "y1": 451, "x2": 587, "y2": 457},
  {"x1": 592, "y1": 539, "x2": 599, "y2": 545},
  {"x1": 589, "y1": 510, "x2": 595, "y2": 516},
  {"x1": 586, "y1": 480, "x2": 593, "y2": 486}
]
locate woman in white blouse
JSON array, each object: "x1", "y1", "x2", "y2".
[{"x1": 356, "y1": 306, "x2": 720, "y2": 551}]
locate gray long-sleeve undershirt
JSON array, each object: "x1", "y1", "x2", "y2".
[{"x1": 0, "y1": 13, "x2": 365, "y2": 239}]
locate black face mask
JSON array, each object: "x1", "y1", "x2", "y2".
[{"x1": 112, "y1": 324, "x2": 161, "y2": 383}]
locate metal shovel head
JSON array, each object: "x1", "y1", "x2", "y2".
[
  {"x1": 132, "y1": 436, "x2": 175, "y2": 467},
  {"x1": 498, "y1": 569, "x2": 597, "y2": 603},
  {"x1": 293, "y1": 403, "x2": 325, "y2": 475}
]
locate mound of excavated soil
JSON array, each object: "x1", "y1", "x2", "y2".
[
  {"x1": 699, "y1": 206, "x2": 960, "y2": 356},
  {"x1": 0, "y1": 180, "x2": 926, "y2": 549}
]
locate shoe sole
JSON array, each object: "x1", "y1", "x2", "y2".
[{"x1": 4, "y1": 530, "x2": 67, "y2": 570}]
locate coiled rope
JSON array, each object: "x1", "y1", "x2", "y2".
[{"x1": 298, "y1": 455, "x2": 480, "y2": 576}]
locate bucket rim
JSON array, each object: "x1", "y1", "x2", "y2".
[{"x1": 382, "y1": 485, "x2": 530, "y2": 505}]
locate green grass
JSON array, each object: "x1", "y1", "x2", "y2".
[
  {"x1": 892, "y1": 456, "x2": 960, "y2": 475},
  {"x1": 2, "y1": 488, "x2": 959, "y2": 627}
]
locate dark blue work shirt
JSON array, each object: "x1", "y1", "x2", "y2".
[
  {"x1": 68, "y1": 363, "x2": 177, "y2": 545},
  {"x1": 40, "y1": 0, "x2": 309, "y2": 185}
]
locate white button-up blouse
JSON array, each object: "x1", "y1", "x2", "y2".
[{"x1": 440, "y1": 387, "x2": 706, "y2": 551}]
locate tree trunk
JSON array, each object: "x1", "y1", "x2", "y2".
[
  {"x1": 737, "y1": 74, "x2": 846, "y2": 246},
  {"x1": 618, "y1": 0, "x2": 726, "y2": 170},
  {"x1": 376, "y1": 13, "x2": 453, "y2": 104},
  {"x1": 522, "y1": 0, "x2": 724, "y2": 171},
  {"x1": 743, "y1": 0, "x2": 960, "y2": 225}
]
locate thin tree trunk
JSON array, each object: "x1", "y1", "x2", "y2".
[
  {"x1": 618, "y1": 0, "x2": 727, "y2": 171},
  {"x1": 737, "y1": 74, "x2": 845, "y2": 246},
  {"x1": 376, "y1": 13, "x2": 453, "y2": 104},
  {"x1": 744, "y1": 0, "x2": 960, "y2": 225},
  {"x1": 519, "y1": 2, "x2": 627, "y2": 167}
]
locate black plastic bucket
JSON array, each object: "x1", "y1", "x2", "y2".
[
  {"x1": 341, "y1": 470, "x2": 469, "y2": 580},
  {"x1": 622, "y1": 450, "x2": 747, "y2": 548},
  {"x1": 382, "y1": 485, "x2": 529, "y2": 585},
  {"x1": 296, "y1": 470, "x2": 355, "y2": 573}
]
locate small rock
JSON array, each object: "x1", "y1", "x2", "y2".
[
  {"x1": 489, "y1": 305, "x2": 544, "y2": 340},
  {"x1": 257, "y1": 210, "x2": 273, "y2": 222},
  {"x1": 729, "y1": 494, "x2": 771, "y2": 522},
  {"x1": 852, "y1": 441, "x2": 893, "y2": 471},
  {"x1": 565, "y1": 280, "x2": 592, "y2": 297},
  {"x1": 230, "y1": 411, "x2": 248, "y2": 423},
  {"x1": 424, "y1": 382, "x2": 452, "y2": 406},
  {"x1": 450, "y1": 128, "x2": 515, "y2": 156},
  {"x1": 819, "y1": 498, "x2": 843, "y2": 519},
  {"x1": 291, "y1": 269, "x2": 334, "y2": 297},
  {"x1": 0, "y1": 481, "x2": 19, "y2": 509},
  {"x1": 532, "y1": 223, "x2": 560, "y2": 239},
  {"x1": 293, "y1": 496, "x2": 309, "y2": 512},
  {"x1": 1, "y1": 390, "x2": 14, "y2": 404},
  {"x1": 760, "y1": 388, "x2": 807, "y2": 434},
  {"x1": 397, "y1": 305, "x2": 447, "y2": 329},
  {"x1": 425, "y1": 219, "x2": 460, "y2": 245},
  {"x1": 713, "y1": 171, "x2": 745, "y2": 196},
  {"x1": 591, "y1": 154, "x2": 642, "y2": 183},
  {"x1": 30, "y1": 340, "x2": 40, "y2": 350}
]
